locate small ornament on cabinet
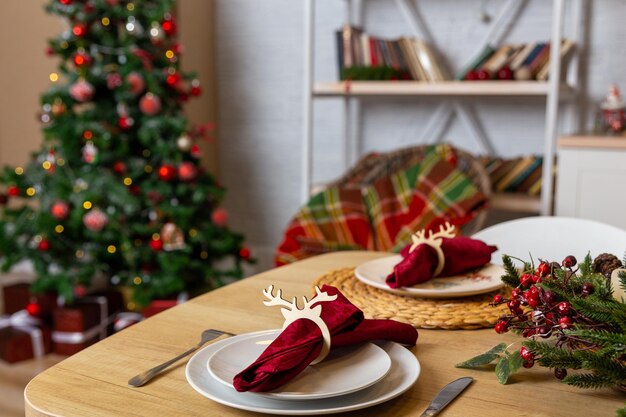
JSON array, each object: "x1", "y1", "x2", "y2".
[{"x1": 594, "y1": 84, "x2": 626, "y2": 135}]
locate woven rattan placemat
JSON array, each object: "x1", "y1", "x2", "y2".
[{"x1": 313, "y1": 268, "x2": 509, "y2": 330}]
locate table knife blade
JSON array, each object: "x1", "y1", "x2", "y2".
[{"x1": 419, "y1": 377, "x2": 473, "y2": 417}]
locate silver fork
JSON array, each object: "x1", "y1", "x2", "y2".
[{"x1": 128, "y1": 329, "x2": 234, "y2": 387}]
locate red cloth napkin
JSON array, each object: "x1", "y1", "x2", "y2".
[
  {"x1": 232, "y1": 285, "x2": 418, "y2": 393},
  {"x1": 386, "y1": 236, "x2": 497, "y2": 288}
]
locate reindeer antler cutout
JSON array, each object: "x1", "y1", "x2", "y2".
[
  {"x1": 408, "y1": 222, "x2": 456, "y2": 277},
  {"x1": 263, "y1": 285, "x2": 337, "y2": 364}
]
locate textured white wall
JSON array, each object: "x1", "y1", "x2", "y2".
[{"x1": 215, "y1": 0, "x2": 625, "y2": 271}]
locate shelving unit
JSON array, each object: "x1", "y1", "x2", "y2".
[{"x1": 302, "y1": 0, "x2": 583, "y2": 216}]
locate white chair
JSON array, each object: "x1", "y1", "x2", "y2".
[{"x1": 472, "y1": 216, "x2": 626, "y2": 265}]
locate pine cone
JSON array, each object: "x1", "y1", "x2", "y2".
[{"x1": 592, "y1": 253, "x2": 623, "y2": 277}]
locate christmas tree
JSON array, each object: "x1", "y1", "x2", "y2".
[{"x1": 0, "y1": 0, "x2": 251, "y2": 308}]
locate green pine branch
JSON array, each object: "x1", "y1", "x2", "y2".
[
  {"x1": 501, "y1": 254, "x2": 521, "y2": 287},
  {"x1": 563, "y1": 373, "x2": 617, "y2": 389}
]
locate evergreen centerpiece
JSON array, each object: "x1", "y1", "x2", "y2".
[
  {"x1": 457, "y1": 253, "x2": 626, "y2": 408},
  {"x1": 0, "y1": 0, "x2": 251, "y2": 307}
]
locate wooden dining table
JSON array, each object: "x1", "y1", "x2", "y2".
[{"x1": 24, "y1": 251, "x2": 625, "y2": 416}]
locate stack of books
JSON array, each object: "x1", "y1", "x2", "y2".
[
  {"x1": 480, "y1": 155, "x2": 543, "y2": 196},
  {"x1": 457, "y1": 40, "x2": 574, "y2": 81},
  {"x1": 336, "y1": 25, "x2": 449, "y2": 81}
]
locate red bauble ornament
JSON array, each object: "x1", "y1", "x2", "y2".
[
  {"x1": 7, "y1": 185, "x2": 20, "y2": 197},
  {"x1": 26, "y1": 301, "x2": 41, "y2": 316},
  {"x1": 149, "y1": 237, "x2": 164, "y2": 252},
  {"x1": 158, "y1": 164, "x2": 177, "y2": 181},
  {"x1": 73, "y1": 51, "x2": 92, "y2": 67},
  {"x1": 139, "y1": 93, "x2": 161, "y2": 116},
  {"x1": 126, "y1": 72, "x2": 145, "y2": 95},
  {"x1": 0, "y1": 193, "x2": 7, "y2": 205},
  {"x1": 162, "y1": 18, "x2": 177, "y2": 36},
  {"x1": 72, "y1": 23, "x2": 87, "y2": 37},
  {"x1": 107, "y1": 72, "x2": 122, "y2": 90},
  {"x1": 129, "y1": 185, "x2": 141, "y2": 195},
  {"x1": 69, "y1": 79, "x2": 95, "y2": 102},
  {"x1": 190, "y1": 144, "x2": 201, "y2": 158},
  {"x1": 178, "y1": 161, "x2": 198, "y2": 182},
  {"x1": 51, "y1": 201, "x2": 70, "y2": 220},
  {"x1": 38, "y1": 239, "x2": 50, "y2": 251},
  {"x1": 74, "y1": 285, "x2": 87, "y2": 297},
  {"x1": 211, "y1": 208, "x2": 228, "y2": 227},
  {"x1": 59, "y1": 0, "x2": 72, "y2": 4},
  {"x1": 45, "y1": 46, "x2": 55, "y2": 56},
  {"x1": 496, "y1": 65, "x2": 513, "y2": 80},
  {"x1": 113, "y1": 161, "x2": 126, "y2": 174},
  {"x1": 83, "y1": 208, "x2": 109, "y2": 232},
  {"x1": 83, "y1": 2, "x2": 94, "y2": 12},
  {"x1": 239, "y1": 247, "x2": 251, "y2": 260},
  {"x1": 118, "y1": 116, "x2": 134, "y2": 130},
  {"x1": 190, "y1": 80, "x2": 202, "y2": 97},
  {"x1": 166, "y1": 72, "x2": 181, "y2": 86}
]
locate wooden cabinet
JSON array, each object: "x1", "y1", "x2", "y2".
[{"x1": 556, "y1": 136, "x2": 626, "y2": 229}]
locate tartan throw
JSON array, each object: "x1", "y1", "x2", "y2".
[
  {"x1": 275, "y1": 187, "x2": 374, "y2": 266},
  {"x1": 364, "y1": 147, "x2": 487, "y2": 252},
  {"x1": 275, "y1": 145, "x2": 487, "y2": 265}
]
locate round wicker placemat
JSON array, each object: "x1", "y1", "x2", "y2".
[{"x1": 313, "y1": 268, "x2": 509, "y2": 330}]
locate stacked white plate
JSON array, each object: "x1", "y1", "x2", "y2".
[{"x1": 185, "y1": 329, "x2": 421, "y2": 415}]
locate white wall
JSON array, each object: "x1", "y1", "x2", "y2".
[{"x1": 215, "y1": 0, "x2": 626, "y2": 271}]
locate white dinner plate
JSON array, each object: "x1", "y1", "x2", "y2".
[
  {"x1": 355, "y1": 255, "x2": 505, "y2": 297},
  {"x1": 207, "y1": 331, "x2": 392, "y2": 400},
  {"x1": 186, "y1": 329, "x2": 420, "y2": 415}
]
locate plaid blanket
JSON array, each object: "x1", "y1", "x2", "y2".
[
  {"x1": 275, "y1": 187, "x2": 374, "y2": 266},
  {"x1": 275, "y1": 145, "x2": 487, "y2": 265},
  {"x1": 364, "y1": 148, "x2": 487, "y2": 252}
]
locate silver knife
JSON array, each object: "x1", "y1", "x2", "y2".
[{"x1": 420, "y1": 377, "x2": 473, "y2": 417}]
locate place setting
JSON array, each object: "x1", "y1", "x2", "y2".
[
  {"x1": 183, "y1": 284, "x2": 421, "y2": 415},
  {"x1": 315, "y1": 222, "x2": 509, "y2": 330}
]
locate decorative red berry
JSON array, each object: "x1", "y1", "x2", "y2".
[
  {"x1": 38, "y1": 239, "x2": 50, "y2": 251},
  {"x1": 493, "y1": 294, "x2": 503, "y2": 304},
  {"x1": 557, "y1": 301, "x2": 571, "y2": 315},
  {"x1": 581, "y1": 283, "x2": 595, "y2": 296},
  {"x1": 537, "y1": 262, "x2": 551, "y2": 277},
  {"x1": 507, "y1": 299, "x2": 520, "y2": 311},
  {"x1": 558, "y1": 316, "x2": 572, "y2": 329},
  {"x1": 538, "y1": 325, "x2": 551, "y2": 337},
  {"x1": 543, "y1": 291, "x2": 557, "y2": 305},
  {"x1": 531, "y1": 274, "x2": 541, "y2": 284},
  {"x1": 520, "y1": 346, "x2": 535, "y2": 361},
  {"x1": 511, "y1": 288, "x2": 522, "y2": 299},
  {"x1": 523, "y1": 359, "x2": 535, "y2": 368},
  {"x1": 554, "y1": 368, "x2": 567, "y2": 380},
  {"x1": 25, "y1": 301, "x2": 41, "y2": 316},
  {"x1": 494, "y1": 320, "x2": 509, "y2": 334},
  {"x1": 562, "y1": 255, "x2": 577, "y2": 268},
  {"x1": 149, "y1": 238, "x2": 163, "y2": 252},
  {"x1": 527, "y1": 294, "x2": 540, "y2": 308},
  {"x1": 7, "y1": 185, "x2": 20, "y2": 197},
  {"x1": 520, "y1": 273, "x2": 533, "y2": 287}
]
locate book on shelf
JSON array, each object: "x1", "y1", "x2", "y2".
[
  {"x1": 335, "y1": 25, "x2": 449, "y2": 82},
  {"x1": 459, "y1": 39, "x2": 574, "y2": 82}
]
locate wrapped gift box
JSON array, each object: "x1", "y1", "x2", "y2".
[
  {"x1": 141, "y1": 292, "x2": 188, "y2": 318},
  {"x1": 0, "y1": 312, "x2": 52, "y2": 363},
  {"x1": 2, "y1": 283, "x2": 57, "y2": 321},
  {"x1": 52, "y1": 291, "x2": 123, "y2": 355}
]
